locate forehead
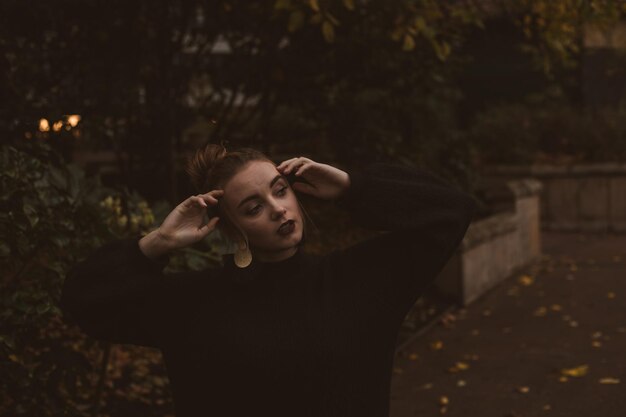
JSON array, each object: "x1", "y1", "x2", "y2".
[{"x1": 224, "y1": 161, "x2": 280, "y2": 196}]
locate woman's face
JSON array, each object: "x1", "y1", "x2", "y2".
[{"x1": 220, "y1": 160, "x2": 304, "y2": 262}]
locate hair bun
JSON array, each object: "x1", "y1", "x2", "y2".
[{"x1": 185, "y1": 143, "x2": 227, "y2": 193}]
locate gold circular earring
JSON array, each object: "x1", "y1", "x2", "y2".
[{"x1": 234, "y1": 240, "x2": 252, "y2": 268}]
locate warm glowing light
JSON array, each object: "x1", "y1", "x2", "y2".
[
  {"x1": 39, "y1": 119, "x2": 50, "y2": 132},
  {"x1": 67, "y1": 114, "x2": 81, "y2": 127},
  {"x1": 53, "y1": 121, "x2": 63, "y2": 132}
]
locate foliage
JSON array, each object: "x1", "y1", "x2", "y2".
[
  {"x1": 503, "y1": 0, "x2": 626, "y2": 76},
  {"x1": 2, "y1": 0, "x2": 624, "y2": 202},
  {"x1": 0, "y1": 139, "x2": 223, "y2": 415},
  {"x1": 467, "y1": 102, "x2": 626, "y2": 166}
]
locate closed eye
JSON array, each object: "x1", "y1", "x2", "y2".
[{"x1": 246, "y1": 186, "x2": 289, "y2": 215}]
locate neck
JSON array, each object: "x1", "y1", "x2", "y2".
[{"x1": 253, "y1": 245, "x2": 299, "y2": 263}]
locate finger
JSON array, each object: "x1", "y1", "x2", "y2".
[
  {"x1": 283, "y1": 158, "x2": 307, "y2": 174},
  {"x1": 201, "y1": 194, "x2": 220, "y2": 205},
  {"x1": 292, "y1": 181, "x2": 316, "y2": 194},
  {"x1": 183, "y1": 195, "x2": 205, "y2": 208},
  {"x1": 195, "y1": 195, "x2": 208, "y2": 207},
  {"x1": 200, "y1": 216, "x2": 220, "y2": 234},
  {"x1": 202, "y1": 189, "x2": 224, "y2": 202},
  {"x1": 293, "y1": 162, "x2": 311, "y2": 176},
  {"x1": 276, "y1": 157, "x2": 299, "y2": 170}
]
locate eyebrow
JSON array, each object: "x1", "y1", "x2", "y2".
[{"x1": 237, "y1": 174, "x2": 286, "y2": 209}]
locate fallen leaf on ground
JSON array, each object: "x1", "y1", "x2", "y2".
[
  {"x1": 534, "y1": 306, "x2": 548, "y2": 317},
  {"x1": 561, "y1": 365, "x2": 589, "y2": 377},
  {"x1": 599, "y1": 378, "x2": 620, "y2": 384},
  {"x1": 518, "y1": 275, "x2": 534, "y2": 286},
  {"x1": 607, "y1": 292, "x2": 616, "y2": 299},
  {"x1": 447, "y1": 361, "x2": 470, "y2": 373},
  {"x1": 430, "y1": 341, "x2": 443, "y2": 351},
  {"x1": 516, "y1": 386, "x2": 530, "y2": 394},
  {"x1": 550, "y1": 304, "x2": 562, "y2": 311},
  {"x1": 439, "y1": 396, "x2": 449, "y2": 405}
]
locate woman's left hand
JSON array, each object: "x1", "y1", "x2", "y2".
[{"x1": 276, "y1": 157, "x2": 351, "y2": 201}]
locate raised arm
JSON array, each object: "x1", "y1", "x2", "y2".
[
  {"x1": 325, "y1": 162, "x2": 477, "y2": 327},
  {"x1": 59, "y1": 190, "x2": 224, "y2": 348},
  {"x1": 60, "y1": 237, "x2": 172, "y2": 347}
]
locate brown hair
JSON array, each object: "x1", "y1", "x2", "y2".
[{"x1": 184, "y1": 142, "x2": 312, "y2": 251}]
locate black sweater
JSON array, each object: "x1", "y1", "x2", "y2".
[{"x1": 60, "y1": 162, "x2": 478, "y2": 417}]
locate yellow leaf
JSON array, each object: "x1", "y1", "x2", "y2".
[
  {"x1": 342, "y1": 0, "x2": 355, "y2": 11},
  {"x1": 288, "y1": 10, "x2": 305, "y2": 32},
  {"x1": 550, "y1": 304, "x2": 562, "y2": 311},
  {"x1": 430, "y1": 340, "x2": 443, "y2": 351},
  {"x1": 599, "y1": 377, "x2": 620, "y2": 384},
  {"x1": 456, "y1": 361, "x2": 470, "y2": 370},
  {"x1": 321, "y1": 21, "x2": 334, "y2": 43},
  {"x1": 274, "y1": 0, "x2": 291, "y2": 10},
  {"x1": 518, "y1": 274, "x2": 534, "y2": 286},
  {"x1": 591, "y1": 340, "x2": 602, "y2": 348},
  {"x1": 402, "y1": 34, "x2": 415, "y2": 51},
  {"x1": 561, "y1": 365, "x2": 589, "y2": 377},
  {"x1": 517, "y1": 386, "x2": 530, "y2": 393},
  {"x1": 439, "y1": 395, "x2": 449, "y2": 405},
  {"x1": 309, "y1": 0, "x2": 320, "y2": 12},
  {"x1": 534, "y1": 306, "x2": 547, "y2": 317}
]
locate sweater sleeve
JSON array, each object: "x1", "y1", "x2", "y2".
[
  {"x1": 327, "y1": 162, "x2": 478, "y2": 327},
  {"x1": 59, "y1": 237, "x2": 198, "y2": 348}
]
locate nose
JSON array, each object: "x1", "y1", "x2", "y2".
[{"x1": 269, "y1": 201, "x2": 287, "y2": 220}]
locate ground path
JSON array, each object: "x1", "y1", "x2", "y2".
[{"x1": 390, "y1": 231, "x2": 626, "y2": 417}]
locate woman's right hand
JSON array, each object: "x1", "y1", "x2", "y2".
[{"x1": 156, "y1": 189, "x2": 224, "y2": 251}]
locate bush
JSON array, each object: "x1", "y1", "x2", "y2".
[
  {"x1": 0, "y1": 139, "x2": 223, "y2": 416},
  {"x1": 468, "y1": 102, "x2": 626, "y2": 165}
]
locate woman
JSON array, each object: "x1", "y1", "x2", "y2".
[{"x1": 60, "y1": 143, "x2": 477, "y2": 417}]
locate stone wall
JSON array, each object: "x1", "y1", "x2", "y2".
[
  {"x1": 482, "y1": 164, "x2": 626, "y2": 232},
  {"x1": 435, "y1": 178, "x2": 543, "y2": 306}
]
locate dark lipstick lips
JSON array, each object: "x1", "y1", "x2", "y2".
[{"x1": 277, "y1": 220, "x2": 294, "y2": 233}]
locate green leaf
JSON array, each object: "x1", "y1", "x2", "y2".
[
  {"x1": 288, "y1": 10, "x2": 305, "y2": 32},
  {"x1": 309, "y1": 0, "x2": 320, "y2": 12},
  {"x1": 322, "y1": 21, "x2": 335, "y2": 43},
  {"x1": 403, "y1": 34, "x2": 415, "y2": 51},
  {"x1": 0, "y1": 242, "x2": 10, "y2": 257},
  {"x1": 23, "y1": 204, "x2": 39, "y2": 228},
  {"x1": 274, "y1": 0, "x2": 291, "y2": 10},
  {"x1": 36, "y1": 303, "x2": 51, "y2": 315},
  {"x1": 48, "y1": 166, "x2": 67, "y2": 190}
]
